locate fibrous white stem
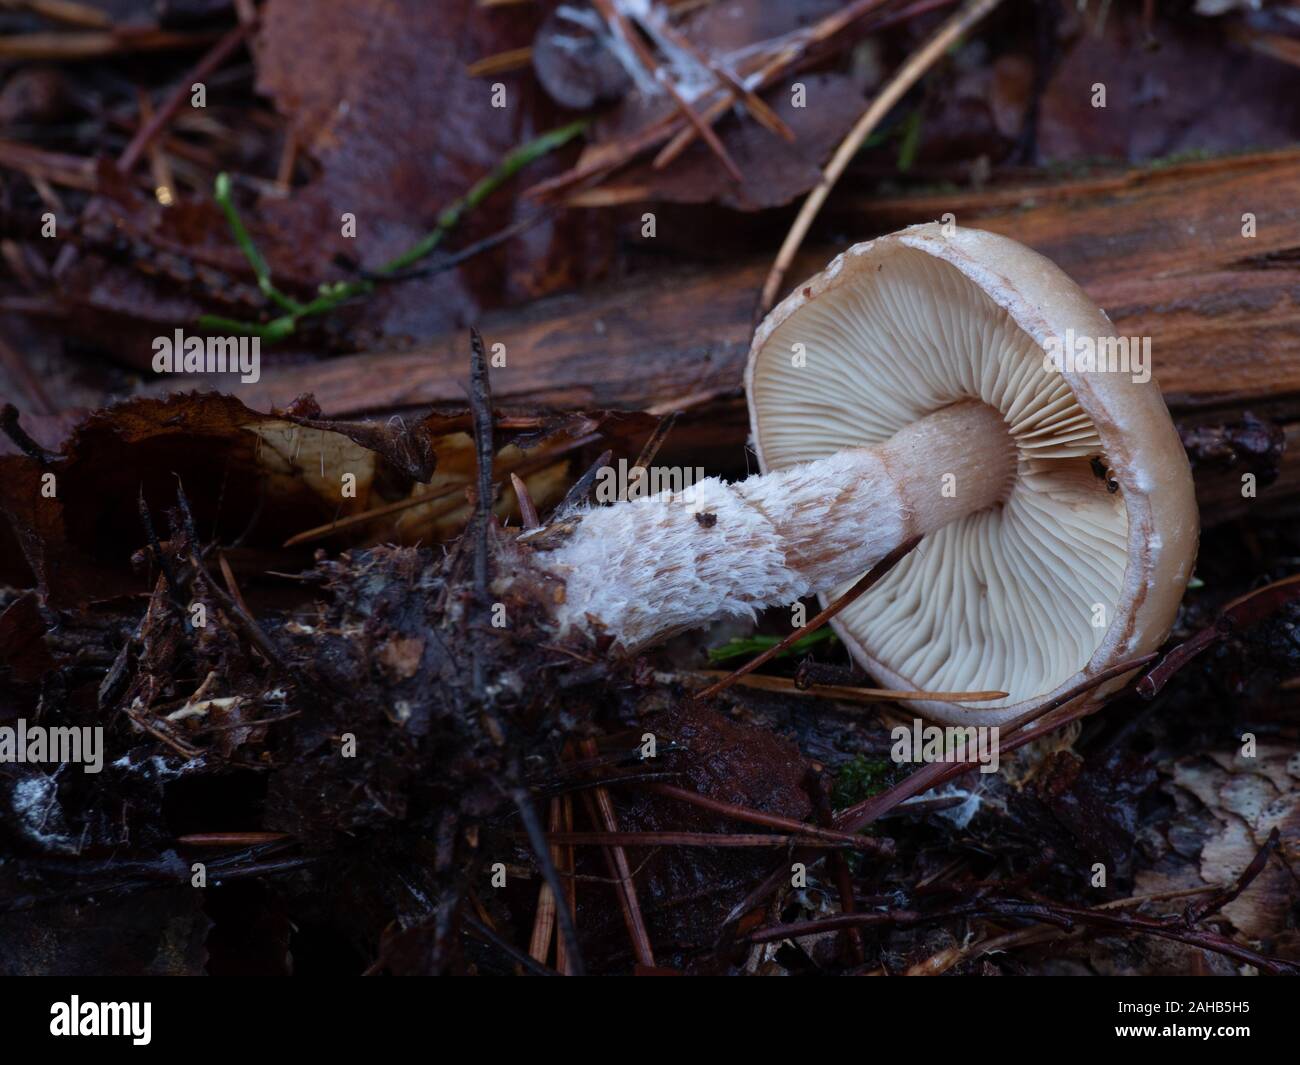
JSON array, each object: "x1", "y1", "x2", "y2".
[{"x1": 536, "y1": 401, "x2": 1016, "y2": 648}]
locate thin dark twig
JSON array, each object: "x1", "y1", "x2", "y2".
[
  {"x1": 1138, "y1": 574, "x2": 1300, "y2": 698},
  {"x1": 463, "y1": 912, "x2": 560, "y2": 977},
  {"x1": 554, "y1": 850, "x2": 661, "y2": 886},
  {"x1": 468, "y1": 328, "x2": 495, "y2": 603},
  {"x1": 529, "y1": 741, "x2": 680, "y2": 784},
  {"x1": 807, "y1": 768, "x2": 864, "y2": 965},
  {"x1": 635, "y1": 781, "x2": 893, "y2": 854},
  {"x1": 541, "y1": 831, "x2": 868, "y2": 849},
  {"x1": 1, "y1": 403, "x2": 56, "y2": 464},
  {"x1": 579, "y1": 738, "x2": 655, "y2": 967},
  {"x1": 695, "y1": 536, "x2": 922, "y2": 702},
  {"x1": 540, "y1": 770, "x2": 684, "y2": 796},
  {"x1": 3, "y1": 842, "x2": 309, "y2": 912},
  {"x1": 466, "y1": 329, "x2": 501, "y2": 726},
  {"x1": 137, "y1": 487, "x2": 184, "y2": 609},
  {"x1": 748, "y1": 896, "x2": 1300, "y2": 975},
  {"x1": 512, "y1": 787, "x2": 586, "y2": 975},
  {"x1": 174, "y1": 480, "x2": 289, "y2": 672},
  {"x1": 631, "y1": 410, "x2": 680, "y2": 472},
  {"x1": 1184, "y1": 827, "x2": 1281, "y2": 925},
  {"x1": 362, "y1": 211, "x2": 553, "y2": 283},
  {"x1": 551, "y1": 448, "x2": 613, "y2": 519},
  {"x1": 883, "y1": 794, "x2": 967, "y2": 816},
  {"x1": 750, "y1": 899, "x2": 1072, "y2": 942},
  {"x1": 117, "y1": 20, "x2": 255, "y2": 173},
  {"x1": 557, "y1": 792, "x2": 576, "y2": 974}
]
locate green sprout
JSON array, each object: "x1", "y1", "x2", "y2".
[
  {"x1": 895, "y1": 106, "x2": 924, "y2": 173},
  {"x1": 199, "y1": 119, "x2": 588, "y2": 342}
]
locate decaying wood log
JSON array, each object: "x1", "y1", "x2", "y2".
[{"x1": 158, "y1": 150, "x2": 1300, "y2": 523}]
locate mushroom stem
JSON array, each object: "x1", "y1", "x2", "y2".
[{"x1": 537, "y1": 400, "x2": 1016, "y2": 648}]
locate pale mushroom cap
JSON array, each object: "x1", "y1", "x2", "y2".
[{"x1": 746, "y1": 223, "x2": 1199, "y2": 726}]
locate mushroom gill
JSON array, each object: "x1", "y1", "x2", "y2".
[{"x1": 749, "y1": 243, "x2": 1130, "y2": 709}]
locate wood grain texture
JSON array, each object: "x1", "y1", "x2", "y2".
[{"x1": 167, "y1": 150, "x2": 1300, "y2": 420}]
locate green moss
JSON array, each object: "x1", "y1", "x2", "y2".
[
  {"x1": 706, "y1": 626, "x2": 836, "y2": 665},
  {"x1": 832, "y1": 756, "x2": 892, "y2": 809}
]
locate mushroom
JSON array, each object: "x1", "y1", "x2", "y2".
[{"x1": 533, "y1": 223, "x2": 1198, "y2": 725}]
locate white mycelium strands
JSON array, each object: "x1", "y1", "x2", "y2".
[{"x1": 750, "y1": 245, "x2": 1129, "y2": 709}]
